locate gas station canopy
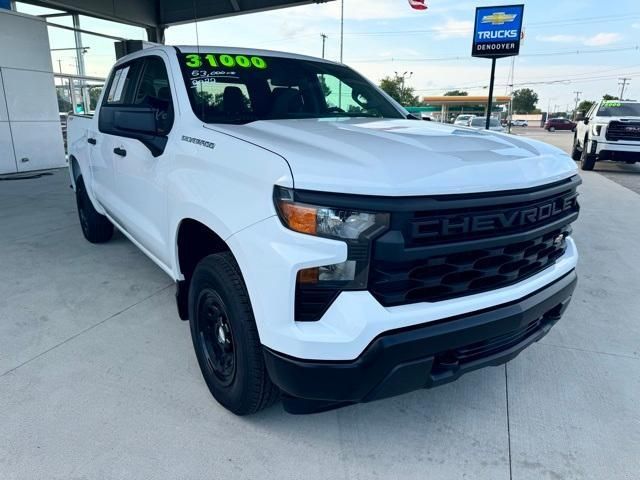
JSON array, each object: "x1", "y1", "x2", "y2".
[{"x1": 21, "y1": 0, "x2": 331, "y2": 29}]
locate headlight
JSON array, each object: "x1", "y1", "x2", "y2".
[
  {"x1": 274, "y1": 186, "x2": 390, "y2": 320},
  {"x1": 592, "y1": 124, "x2": 604, "y2": 136},
  {"x1": 274, "y1": 186, "x2": 388, "y2": 241}
]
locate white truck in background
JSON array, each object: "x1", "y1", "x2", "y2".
[
  {"x1": 573, "y1": 99, "x2": 640, "y2": 170},
  {"x1": 67, "y1": 45, "x2": 580, "y2": 415}
]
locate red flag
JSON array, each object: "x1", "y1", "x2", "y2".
[{"x1": 408, "y1": 0, "x2": 427, "y2": 10}]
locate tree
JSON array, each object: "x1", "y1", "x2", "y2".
[
  {"x1": 318, "y1": 75, "x2": 332, "y2": 98},
  {"x1": 444, "y1": 90, "x2": 468, "y2": 96},
  {"x1": 512, "y1": 88, "x2": 538, "y2": 114},
  {"x1": 577, "y1": 100, "x2": 595, "y2": 114},
  {"x1": 379, "y1": 75, "x2": 419, "y2": 106},
  {"x1": 56, "y1": 89, "x2": 72, "y2": 113},
  {"x1": 602, "y1": 94, "x2": 619, "y2": 101},
  {"x1": 88, "y1": 86, "x2": 103, "y2": 111}
]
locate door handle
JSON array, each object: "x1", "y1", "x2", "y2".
[
  {"x1": 87, "y1": 137, "x2": 96, "y2": 145},
  {"x1": 113, "y1": 147, "x2": 127, "y2": 157}
]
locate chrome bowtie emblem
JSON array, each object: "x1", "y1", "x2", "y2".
[{"x1": 553, "y1": 234, "x2": 565, "y2": 247}]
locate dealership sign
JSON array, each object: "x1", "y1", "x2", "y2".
[{"x1": 472, "y1": 4, "x2": 524, "y2": 58}]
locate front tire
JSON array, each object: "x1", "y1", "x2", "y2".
[
  {"x1": 580, "y1": 136, "x2": 596, "y2": 171},
  {"x1": 75, "y1": 176, "x2": 113, "y2": 243},
  {"x1": 188, "y1": 252, "x2": 279, "y2": 415},
  {"x1": 571, "y1": 134, "x2": 582, "y2": 161},
  {"x1": 549, "y1": 126, "x2": 556, "y2": 132}
]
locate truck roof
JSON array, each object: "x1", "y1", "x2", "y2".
[{"x1": 115, "y1": 44, "x2": 341, "y2": 67}]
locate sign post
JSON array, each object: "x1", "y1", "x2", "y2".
[{"x1": 471, "y1": 5, "x2": 524, "y2": 129}]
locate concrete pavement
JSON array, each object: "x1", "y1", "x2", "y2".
[{"x1": 1, "y1": 165, "x2": 639, "y2": 479}]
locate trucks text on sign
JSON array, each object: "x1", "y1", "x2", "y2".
[{"x1": 472, "y1": 4, "x2": 524, "y2": 58}]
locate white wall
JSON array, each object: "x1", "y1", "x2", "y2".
[{"x1": 0, "y1": 9, "x2": 65, "y2": 174}]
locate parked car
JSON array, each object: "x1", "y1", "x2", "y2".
[
  {"x1": 470, "y1": 116, "x2": 505, "y2": 132},
  {"x1": 511, "y1": 119, "x2": 528, "y2": 127},
  {"x1": 454, "y1": 114, "x2": 474, "y2": 126},
  {"x1": 545, "y1": 118, "x2": 576, "y2": 132},
  {"x1": 67, "y1": 45, "x2": 580, "y2": 415},
  {"x1": 572, "y1": 99, "x2": 640, "y2": 170}
]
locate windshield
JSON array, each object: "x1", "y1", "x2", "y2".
[
  {"x1": 471, "y1": 117, "x2": 500, "y2": 127},
  {"x1": 177, "y1": 51, "x2": 405, "y2": 124},
  {"x1": 456, "y1": 115, "x2": 472, "y2": 121},
  {"x1": 597, "y1": 101, "x2": 640, "y2": 117}
]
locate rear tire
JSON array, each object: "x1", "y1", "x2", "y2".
[
  {"x1": 75, "y1": 176, "x2": 113, "y2": 243},
  {"x1": 571, "y1": 134, "x2": 582, "y2": 161},
  {"x1": 188, "y1": 252, "x2": 279, "y2": 415},
  {"x1": 580, "y1": 136, "x2": 596, "y2": 171}
]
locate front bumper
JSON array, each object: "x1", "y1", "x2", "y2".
[
  {"x1": 264, "y1": 269, "x2": 577, "y2": 413},
  {"x1": 591, "y1": 139, "x2": 640, "y2": 160}
]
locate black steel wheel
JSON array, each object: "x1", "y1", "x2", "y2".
[
  {"x1": 195, "y1": 289, "x2": 236, "y2": 386},
  {"x1": 188, "y1": 252, "x2": 279, "y2": 415}
]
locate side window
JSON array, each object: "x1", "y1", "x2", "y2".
[
  {"x1": 104, "y1": 64, "x2": 137, "y2": 105},
  {"x1": 131, "y1": 56, "x2": 174, "y2": 134}
]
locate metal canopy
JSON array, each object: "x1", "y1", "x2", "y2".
[{"x1": 21, "y1": 0, "x2": 330, "y2": 29}]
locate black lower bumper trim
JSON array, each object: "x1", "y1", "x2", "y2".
[{"x1": 264, "y1": 270, "x2": 577, "y2": 414}]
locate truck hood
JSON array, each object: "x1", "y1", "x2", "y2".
[{"x1": 206, "y1": 118, "x2": 578, "y2": 196}]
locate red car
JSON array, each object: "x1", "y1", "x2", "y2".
[{"x1": 544, "y1": 117, "x2": 577, "y2": 132}]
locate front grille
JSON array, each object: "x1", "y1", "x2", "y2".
[
  {"x1": 605, "y1": 121, "x2": 640, "y2": 142},
  {"x1": 369, "y1": 177, "x2": 580, "y2": 307}
]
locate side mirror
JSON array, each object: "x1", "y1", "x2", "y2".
[
  {"x1": 99, "y1": 106, "x2": 167, "y2": 156},
  {"x1": 114, "y1": 108, "x2": 157, "y2": 135},
  {"x1": 583, "y1": 117, "x2": 590, "y2": 125}
]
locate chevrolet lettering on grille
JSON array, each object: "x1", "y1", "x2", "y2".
[{"x1": 413, "y1": 193, "x2": 578, "y2": 239}]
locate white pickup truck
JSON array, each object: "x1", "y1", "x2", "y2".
[
  {"x1": 573, "y1": 99, "x2": 640, "y2": 170},
  {"x1": 67, "y1": 45, "x2": 580, "y2": 415}
]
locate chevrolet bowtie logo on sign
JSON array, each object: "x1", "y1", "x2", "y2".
[
  {"x1": 472, "y1": 4, "x2": 524, "y2": 58},
  {"x1": 481, "y1": 12, "x2": 517, "y2": 25}
]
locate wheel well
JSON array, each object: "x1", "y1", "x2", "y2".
[
  {"x1": 70, "y1": 155, "x2": 81, "y2": 182},
  {"x1": 177, "y1": 219, "x2": 230, "y2": 281},
  {"x1": 175, "y1": 219, "x2": 231, "y2": 320}
]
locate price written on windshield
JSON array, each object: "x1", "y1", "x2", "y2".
[{"x1": 183, "y1": 53, "x2": 267, "y2": 70}]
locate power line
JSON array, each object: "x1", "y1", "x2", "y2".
[
  {"x1": 349, "y1": 45, "x2": 640, "y2": 64},
  {"x1": 331, "y1": 13, "x2": 640, "y2": 38}
]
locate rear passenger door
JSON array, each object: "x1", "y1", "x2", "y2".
[{"x1": 110, "y1": 54, "x2": 176, "y2": 266}]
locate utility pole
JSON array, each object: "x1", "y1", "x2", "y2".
[
  {"x1": 572, "y1": 91, "x2": 581, "y2": 120},
  {"x1": 394, "y1": 71, "x2": 413, "y2": 104},
  {"x1": 619, "y1": 77, "x2": 631, "y2": 100},
  {"x1": 320, "y1": 33, "x2": 327, "y2": 59}
]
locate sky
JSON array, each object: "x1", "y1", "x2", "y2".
[
  {"x1": 164, "y1": 0, "x2": 640, "y2": 113},
  {"x1": 19, "y1": 0, "x2": 640, "y2": 113}
]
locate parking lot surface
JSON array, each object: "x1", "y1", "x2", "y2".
[
  {"x1": 1, "y1": 141, "x2": 640, "y2": 479},
  {"x1": 516, "y1": 126, "x2": 640, "y2": 194}
]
